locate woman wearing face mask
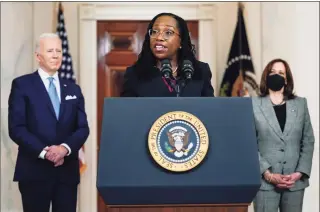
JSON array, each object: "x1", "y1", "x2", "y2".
[
  {"x1": 120, "y1": 13, "x2": 214, "y2": 97},
  {"x1": 252, "y1": 58, "x2": 315, "y2": 212}
]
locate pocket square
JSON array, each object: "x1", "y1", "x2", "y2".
[{"x1": 65, "y1": 95, "x2": 77, "y2": 100}]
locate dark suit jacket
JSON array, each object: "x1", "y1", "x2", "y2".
[
  {"x1": 8, "y1": 71, "x2": 89, "y2": 185},
  {"x1": 252, "y1": 96, "x2": 314, "y2": 191},
  {"x1": 121, "y1": 61, "x2": 214, "y2": 97}
]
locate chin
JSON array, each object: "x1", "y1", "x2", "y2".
[
  {"x1": 52, "y1": 65, "x2": 60, "y2": 70},
  {"x1": 49, "y1": 68, "x2": 59, "y2": 73},
  {"x1": 156, "y1": 56, "x2": 167, "y2": 60},
  {"x1": 154, "y1": 53, "x2": 169, "y2": 60}
]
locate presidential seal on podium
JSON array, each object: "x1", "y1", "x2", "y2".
[{"x1": 148, "y1": 111, "x2": 209, "y2": 172}]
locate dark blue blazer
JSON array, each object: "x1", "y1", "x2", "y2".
[
  {"x1": 121, "y1": 61, "x2": 215, "y2": 97},
  {"x1": 8, "y1": 71, "x2": 89, "y2": 185}
]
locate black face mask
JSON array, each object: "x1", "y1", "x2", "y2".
[{"x1": 267, "y1": 74, "x2": 285, "y2": 91}]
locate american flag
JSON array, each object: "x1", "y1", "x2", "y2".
[
  {"x1": 56, "y1": 2, "x2": 75, "y2": 81},
  {"x1": 56, "y1": 3, "x2": 86, "y2": 174}
]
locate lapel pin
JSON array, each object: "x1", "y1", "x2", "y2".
[{"x1": 64, "y1": 84, "x2": 67, "y2": 87}]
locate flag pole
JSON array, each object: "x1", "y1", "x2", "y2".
[
  {"x1": 52, "y1": 2, "x2": 58, "y2": 33},
  {"x1": 238, "y1": 2, "x2": 244, "y2": 10},
  {"x1": 238, "y1": 1, "x2": 247, "y2": 94},
  {"x1": 59, "y1": 2, "x2": 64, "y2": 13},
  {"x1": 53, "y1": 2, "x2": 64, "y2": 33}
]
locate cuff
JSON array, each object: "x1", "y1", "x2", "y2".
[
  {"x1": 61, "y1": 143, "x2": 71, "y2": 156},
  {"x1": 38, "y1": 149, "x2": 48, "y2": 159},
  {"x1": 296, "y1": 170, "x2": 309, "y2": 179}
]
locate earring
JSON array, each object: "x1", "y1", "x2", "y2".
[{"x1": 179, "y1": 46, "x2": 182, "y2": 49}]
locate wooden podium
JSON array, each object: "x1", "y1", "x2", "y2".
[
  {"x1": 105, "y1": 204, "x2": 249, "y2": 212},
  {"x1": 97, "y1": 97, "x2": 260, "y2": 212}
]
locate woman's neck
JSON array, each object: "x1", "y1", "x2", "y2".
[{"x1": 269, "y1": 89, "x2": 285, "y2": 105}]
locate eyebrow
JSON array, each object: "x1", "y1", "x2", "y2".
[
  {"x1": 153, "y1": 24, "x2": 176, "y2": 29},
  {"x1": 47, "y1": 48, "x2": 61, "y2": 51}
]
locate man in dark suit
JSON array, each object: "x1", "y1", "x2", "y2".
[{"x1": 8, "y1": 33, "x2": 89, "y2": 212}]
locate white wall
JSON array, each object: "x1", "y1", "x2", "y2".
[
  {"x1": 1, "y1": 2, "x2": 33, "y2": 212},
  {"x1": 1, "y1": 2, "x2": 318, "y2": 212},
  {"x1": 261, "y1": 2, "x2": 319, "y2": 212}
]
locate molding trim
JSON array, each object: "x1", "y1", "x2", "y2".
[{"x1": 79, "y1": 3, "x2": 216, "y2": 21}]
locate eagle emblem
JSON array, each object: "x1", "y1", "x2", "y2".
[
  {"x1": 165, "y1": 126, "x2": 194, "y2": 158},
  {"x1": 148, "y1": 111, "x2": 209, "y2": 172}
]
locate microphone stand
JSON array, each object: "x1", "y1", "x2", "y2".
[
  {"x1": 165, "y1": 75, "x2": 188, "y2": 97},
  {"x1": 167, "y1": 79, "x2": 178, "y2": 96},
  {"x1": 173, "y1": 80, "x2": 186, "y2": 97}
]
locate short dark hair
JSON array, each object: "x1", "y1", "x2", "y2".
[
  {"x1": 133, "y1": 13, "x2": 201, "y2": 80},
  {"x1": 259, "y1": 58, "x2": 296, "y2": 99}
]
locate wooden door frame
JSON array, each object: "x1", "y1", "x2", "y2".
[{"x1": 78, "y1": 2, "x2": 217, "y2": 212}]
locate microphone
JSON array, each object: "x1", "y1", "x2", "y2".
[
  {"x1": 182, "y1": 60, "x2": 194, "y2": 80},
  {"x1": 160, "y1": 59, "x2": 172, "y2": 79}
]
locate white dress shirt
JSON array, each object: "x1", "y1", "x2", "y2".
[
  {"x1": 38, "y1": 68, "x2": 61, "y2": 102},
  {"x1": 37, "y1": 68, "x2": 71, "y2": 159}
]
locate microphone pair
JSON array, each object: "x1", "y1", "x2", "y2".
[{"x1": 160, "y1": 59, "x2": 194, "y2": 80}]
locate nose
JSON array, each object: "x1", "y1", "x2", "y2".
[
  {"x1": 52, "y1": 50, "x2": 59, "y2": 58},
  {"x1": 156, "y1": 32, "x2": 165, "y2": 41}
]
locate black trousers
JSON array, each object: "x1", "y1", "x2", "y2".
[{"x1": 18, "y1": 181, "x2": 78, "y2": 212}]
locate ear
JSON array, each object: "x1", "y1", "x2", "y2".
[{"x1": 35, "y1": 52, "x2": 41, "y2": 62}]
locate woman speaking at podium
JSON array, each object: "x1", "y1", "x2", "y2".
[{"x1": 120, "y1": 13, "x2": 214, "y2": 97}]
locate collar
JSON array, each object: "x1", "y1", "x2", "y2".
[{"x1": 38, "y1": 68, "x2": 59, "y2": 81}]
